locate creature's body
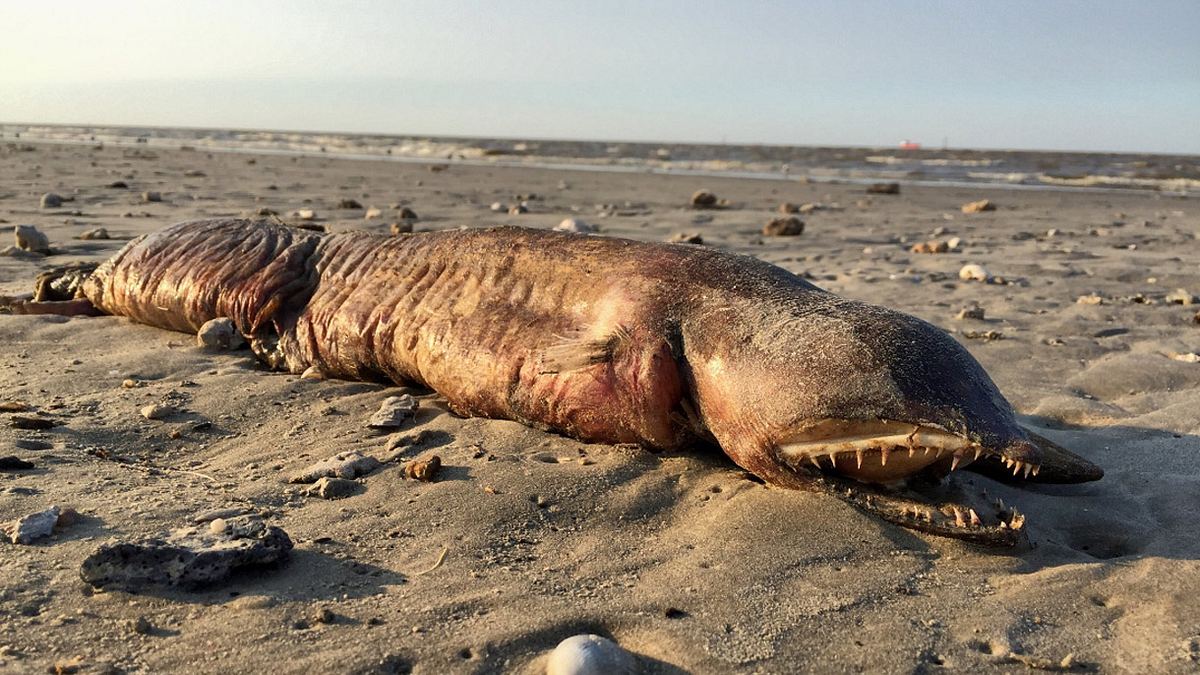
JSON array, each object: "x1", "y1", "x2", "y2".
[{"x1": 9, "y1": 219, "x2": 1102, "y2": 544}]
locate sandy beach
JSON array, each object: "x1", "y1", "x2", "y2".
[{"x1": 2, "y1": 140, "x2": 1198, "y2": 673}]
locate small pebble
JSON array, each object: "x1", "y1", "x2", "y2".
[
  {"x1": 140, "y1": 403, "x2": 178, "y2": 421},
  {"x1": 40, "y1": 193, "x2": 64, "y2": 208}
]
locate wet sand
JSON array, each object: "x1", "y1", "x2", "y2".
[{"x1": 2, "y1": 140, "x2": 1199, "y2": 673}]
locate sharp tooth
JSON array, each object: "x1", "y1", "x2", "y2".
[
  {"x1": 953, "y1": 507, "x2": 965, "y2": 528},
  {"x1": 974, "y1": 448, "x2": 983, "y2": 461},
  {"x1": 809, "y1": 455, "x2": 821, "y2": 468},
  {"x1": 969, "y1": 509, "x2": 982, "y2": 526},
  {"x1": 908, "y1": 446, "x2": 916, "y2": 458},
  {"x1": 856, "y1": 448, "x2": 864, "y2": 469},
  {"x1": 1031, "y1": 464, "x2": 1040, "y2": 476},
  {"x1": 879, "y1": 447, "x2": 890, "y2": 465},
  {"x1": 996, "y1": 498, "x2": 1005, "y2": 511},
  {"x1": 950, "y1": 454, "x2": 962, "y2": 471},
  {"x1": 1023, "y1": 464, "x2": 1033, "y2": 479},
  {"x1": 999, "y1": 521, "x2": 1009, "y2": 529},
  {"x1": 1012, "y1": 460, "x2": 1022, "y2": 476}
]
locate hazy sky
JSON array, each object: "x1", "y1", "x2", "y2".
[{"x1": 2, "y1": 1, "x2": 1197, "y2": 153}]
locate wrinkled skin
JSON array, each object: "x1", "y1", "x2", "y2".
[{"x1": 6, "y1": 219, "x2": 1103, "y2": 545}]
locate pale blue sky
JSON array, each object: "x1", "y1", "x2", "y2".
[{"x1": 2, "y1": 1, "x2": 1197, "y2": 153}]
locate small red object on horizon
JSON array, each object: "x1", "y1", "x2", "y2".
[{"x1": 900, "y1": 140, "x2": 921, "y2": 150}]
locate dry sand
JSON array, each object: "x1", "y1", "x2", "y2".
[{"x1": 1, "y1": 141, "x2": 1198, "y2": 674}]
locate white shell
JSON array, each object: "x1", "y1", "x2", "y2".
[
  {"x1": 958, "y1": 263, "x2": 989, "y2": 282},
  {"x1": 546, "y1": 634, "x2": 638, "y2": 675},
  {"x1": 554, "y1": 218, "x2": 598, "y2": 234}
]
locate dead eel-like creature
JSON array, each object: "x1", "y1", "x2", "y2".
[{"x1": 6, "y1": 218, "x2": 1103, "y2": 545}]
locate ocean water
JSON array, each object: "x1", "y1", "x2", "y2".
[{"x1": 3, "y1": 123, "x2": 1197, "y2": 194}]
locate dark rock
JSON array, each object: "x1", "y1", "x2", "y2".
[
  {"x1": 396, "y1": 206, "x2": 418, "y2": 220},
  {"x1": 40, "y1": 193, "x2": 63, "y2": 208},
  {"x1": 10, "y1": 416, "x2": 58, "y2": 430},
  {"x1": 79, "y1": 515, "x2": 292, "y2": 590},
  {"x1": 107, "y1": 181, "x2": 129, "y2": 189},
  {"x1": 866, "y1": 182, "x2": 900, "y2": 195},
  {"x1": 337, "y1": 198, "x2": 363, "y2": 209},
  {"x1": 690, "y1": 190, "x2": 719, "y2": 208},
  {"x1": 390, "y1": 221, "x2": 413, "y2": 235},
  {"x1": 0, "y1": 456, "x2": 34, "y2": 471}
]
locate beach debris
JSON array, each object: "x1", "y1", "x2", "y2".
[
  {"x1": 1076, "y1": 294, "x2": 1105, "y2": 306},
  {"x1": 866, "y1": 182, "x2": 900, "y2": 195},
  {"x1": 1166, "y1": 288, "x2": 1196, "y2": 306},
  {"x1": 337, "y1": 198, "x2": 363, "y2": 209},
  {"x1": 0, "y1": 401, "x2": 32, "y2": 412},
  {"x1": 40, "y1": 193, "x2": 64, "y2": 208},
  {"x1": 2, "y1": 505, "x2": 77, "y2": 544},
  {"x1": 958, "y1": 264, "x2": 990, "y2": 282},
  {"x1": 79, "y1": 515, "x2": 293, "y2": 590},
  {"x1": 192, "y1": 506, "x2": 254, "y2": 523},
  {"x1": 957, "y1": 305, "x2": 986, "y2": 320},
  {"x1": 508, "y1": 204, "x2": 529, "y2": 215},
  {"x1": 10, "y1": 415, "x2": 58, "y2": 430},
  {"x1": 0, "y1": 245, "x2": 43, "y2": 259},
  {"x1": 141, "y1": 191, "x2": 162, "y2": 203},
  {"x1": 762, "y1": 216, "x2": 805, "y2": 237},
  {"x1": 14, "y1": 225, "x2": 51, "y2": 254},
  {"x1": 367, "y1": 395, "x2": 419, "y2": 430},
  {"x1": 77, "y1": 227, "x2": 110, "y2": 240},
  {"x1": 402, "y1": 454, "x2": 442, "y2": 482},
  {"x1": 364, "y1": 207, "x2": 382, "y2": 220},
  {"x1": 555, "y1": 218, "x2": 599, "y2": 234},
  {"x1": 288, "y1": 451, "x2": 382, "y2": 484},
  {"x1": 911, "y1": 237, "x2": 961, "y2": 254},
  {"x1": 490, "y1": 201, "x2": 506, "y2": 212},
  {"x1": 778, "y1": 202, "x2": 801, "y2": 214},
  {"x1": 395, "y1": 206, "x2": 418, "y2": 220},
  {"x1": 34, "y1": 262, "x2": 99, "y2": 301},
  {"x1": 196, "y1": 317, "x2": 245, "y2": 350},
  {"x1": 667, "y1": 232, "x2": 704, "y2": 245},
  {"x1": 294, "y1": 209, "x2": 317, "y2": 220},
  {"x1": 299, "y1": 365, "x2": 325, "y2": 380},
  {"x1": 253, "y1": 207, "x2": 278, "y2": 217},
  {"x1": 961, "y1": 199, "x2": 997, "y2": 214},
  {"x1": 0, "y1": 456, "x2": 34, "y2": 471},
  {"x1": 140, "y1": 403, "x2": 178, "y2": 421},
  {"x1": 689, "y1": 189, "x2": 724, "y2": 209},
  {"x1": 1170, "y1": 352, "x2": 1200, "y2": 363},
  {"x1": 108, "y1": 181, "x2": 129, "y2": 189},
  {"x1": 304, "y1": 476, "x2": 362, "y2": 499},
  {"x1": 14, "y1": 438, "x2": 53, "y2": 450},
  {"x1": 962, "y1": 330, "x2": 1004, "y2": 341},
  {"x1": 390, "y1": 221, "x2": 414, "y2": 235},
  {"x1": 546, "y1": 634, "x2": 639, "y2": 675}
]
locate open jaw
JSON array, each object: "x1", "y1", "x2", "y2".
[{"x1": 776, "y1": 420, "x2": 1039, "y2": 545}]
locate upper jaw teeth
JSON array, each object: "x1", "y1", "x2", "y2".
[{"x1": 1001, "y1": 457, "x2": 1041, "y2": 477}]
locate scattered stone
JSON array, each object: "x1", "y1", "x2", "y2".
[
  {"x1": 126, "y1": 616, "x2": 153, "y2": 635},
  {"x1": 305, "y1": 476, "x2": 361, "y2": 499},
  {"x1": 778, "y1": 202, "x2": 800, "y2": 214},
  {"x1": 0, "y1": 456, "x2": 34, "y2": 471},
  {"x1": 508, "y1": 204, "x2": 528, "y2": 215},
  {"x1": 962, "y1": 330, "x2": 1004, "y2": 341},
  {"x1": 489, "y1": 202, "x2": 506, "y2": 212},
  {"x1": 40, "y1": 193, "x2": 63, "y2": 208},
  {"x1": 294, "y1": 209, "x2": 317, "y2": 221},
  {"x1": 10, "y1": 415, "x2": 58, "y2": 430},
  {"x1": 337, "y1": 198, "x2": 363, "y2": 209},
  {"x1": 289, "y1": 451, "x2": 382, "y2": 483},
  {"x1": 1076, "y1": 294, "x2": 1105, "y2": 306},
  {"x1": 396, "y1": 206, "x2": 418, "y2": 220},
  {"x1": 107, "y1": 181, "x2": 129, "y2": 189},
  {"x1": 14, "y1": 225, "x2": 51, "y2": 254},
  {"x1": 546, "y1": 634, "x2": 638, "y2": 675},
  {"x1": 667, "y1": 232, "x2": 704, "y2": 245},
  {"x1": 2, "y1": 505, "x2": 75, "y2": 544},
  {"x1": 77, "y1": 227, "x2": 110, "y2": 240},
  {"x1": 253, "y1": 207, "x2": 278, "y2": 217},
  {"x1": 79, "y1": 515, "x2": 293, "y2": 590},
  {"x1": 911, "y1": 240, "x2": 951, "y2": 254},
  {"x1": 390, "y1": 221, "x2": 413, "y2": 235},
  {"x1": 140, "y1": 403, "x2": 178, "y2": 421},
  {"x1": 14, "y1": 439, "x2": 53, "y2": 450},
  {"x1": 689, "y1": 189, "x2": 721, "y2": 209},
  {"x1": 554, "y1": 218, "x2": 598, "y2": 234},
  {"x1": 762, "y1": 216, "x2": 804, "y2": 237},
  {"x1": 196, "y1": 317, "x2": 245, "y2": 350},
  {"x1": 866, "y1": 182, "x2": 900, "y2": 195},
  {"x1": 961, "y1": 199, "x2": 996, "y2": 214},
  {"x1": 0, "y1": 245, "x2": 43, "y2": 259},
  {"x1": 958, "y1": 264, "x2": 990, "y2": 282},
  {"x1": 192, "y1": 507, "x2": 254, "y2": 523},
  {"x1": 1166, "y1": 289, "x2": 1196, "y2": 305},
  {"x1": 402, "y1": 454, "x2": 442, "y2": 481},
  {"x1": 0, "y1": 401, "x2": 31, "y2": 412},
  {"x1": 141, "y1": 191, "x2": 162, "y2": 203},
  {"x1": 367, "y1": 395, "x2": 419, "y2": 430},
  {"x1": 957, "y1": 305, "x2": 986, "y2": 321},
  {"x1": 364, "y1": 207, "x2": 383, "y2": 220}
]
